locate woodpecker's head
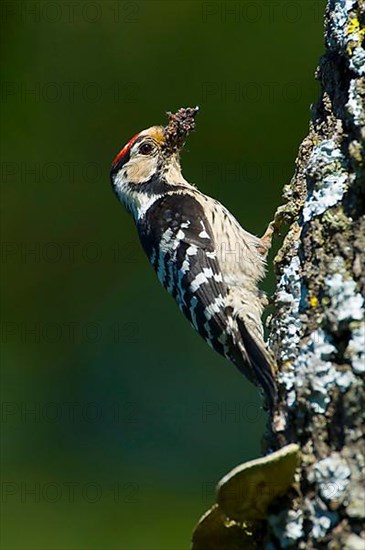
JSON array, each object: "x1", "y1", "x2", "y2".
[{"x1": 110, "y1": 107, "x2": 199, "y2": 220}]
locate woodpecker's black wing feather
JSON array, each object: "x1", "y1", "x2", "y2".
[
  {"x1": 235, "y1": 318, "x2": 277, "y2": 410},
  {"x1": 137, "y1": 192, "x2": 277, "y2": 409},
  {"x1": 137, "y1": 193, "x2": 232, "y2": 357}
]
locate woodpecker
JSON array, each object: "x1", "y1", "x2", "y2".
[{"x1": 110, "y1": 107, "x2": 277, "y2": 411}]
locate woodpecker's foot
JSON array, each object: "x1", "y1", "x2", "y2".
[
  {"x1": 259, "y1": 291, "x2": 269, "y2": 308},
  {"x1": 259, "y1": 221, "x2": 275, "y2": 257}
]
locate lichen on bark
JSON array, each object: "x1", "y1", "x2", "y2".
[
  {"x1": 192, "y1": 0, "x2": 365, "y2": 548},
  {"x1": 267, "y1": 0, "x2": 365, "y2": 547}
]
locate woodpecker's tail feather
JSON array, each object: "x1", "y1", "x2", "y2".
[{"x1": 236, "y1": 318, "x2": 278, "y2": 413}]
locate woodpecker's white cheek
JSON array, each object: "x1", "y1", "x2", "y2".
[{"x1": 125, "y1": 156, "x2": 158, "y2": 184}]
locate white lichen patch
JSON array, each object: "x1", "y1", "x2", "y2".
[
  {"x1": 325, "y1": 269, "x2": 364, "y2": 322},
  {"x1": 303, "y1": 141, "x2": 348, "y2": 222},
  {"x1": 346, "y1": 79, "x2": 365, "y2": 127},
  {"x1": 269, "y1": 248, "x2": 304, "y2": 406},
  {"x1": 349, "y1": 46, "x2": 365, "y2": 76},
  {"x1": 276, "y1": 255, "x2": 302, "y2": 311},
  {"x1": 328, "y1": 2, "x2": 348, "y2": 48},
  {"x1": 279, "y1": 366, "x2": 296, "y2": 407},
  {"x1": 303, "y1": 173, "x2": 347, "y2": 222},
  {"x1": 279, "y1": 256, "x2": 362, "y2": 412},
  {"x1": 274, "y1": 254, "x2": 302, "y2": 362},
  {"x1": 268, "y1": 508, "x2": 304, "y2": 548},
  {"x1": 291, "y1": 330, "x2": 355, "y2": 413},
  {"x1": 308, "y1": 454, "x2": 351, "y2": 505},
  {"x1": 310, "y1": 504, "x2": 339, "y2": 540},
  {"x1": 306, "y1": 140, "x2": 343, "y2": 179},
  {"x1": 344, "y1": 0, "x2": 357, "y2": 8},
  {"x1": 303, "y1": 496, "x2": 340, "y2": 540},
  {"x1": 345, "y1": 322, "x2": 365, "y2": 374},
  {"x1": 272, "y1": 250, "x2": 304, "y2": 405}
]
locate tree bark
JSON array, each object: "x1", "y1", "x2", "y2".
[{"x1": 193, "y1": 0, "x2": 364, "y2": 547}]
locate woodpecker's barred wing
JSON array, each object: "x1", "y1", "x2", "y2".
[
  {"x1": 137, "y1": 192, "x2": 277, "y2": 409},
  {"x1": 137, "y1": 193, "x2": 231, "y2": 357}
]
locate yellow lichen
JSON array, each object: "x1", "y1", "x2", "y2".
[
  {"x1": 310, "y1": 296, "x2": 318, "y2": 307},
  {"x1": 346, "y1": 16, "x2": 361, "y2": 36},
  {"x1": 346, "y1": 15, "x2": 365, "y2": 54}
]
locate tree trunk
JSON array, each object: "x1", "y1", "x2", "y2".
[{"x1": 193, "y1": 0, "x2": 365, "y2": 547}]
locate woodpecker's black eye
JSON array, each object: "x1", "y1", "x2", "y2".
[{"x1": 139, "y1": 142, "x2": 154, "y2": 155}]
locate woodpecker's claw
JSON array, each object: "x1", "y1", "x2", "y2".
[
  {"x1": 259, "y1": 221, "x2": 276, "y2": 258},
  {"x1": 163, "y1": 106, "x2": 199, "y2": 153}
]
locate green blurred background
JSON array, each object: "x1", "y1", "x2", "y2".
[{"x1": 1, "y1": 1, "x2": 324, "y2": 548}]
